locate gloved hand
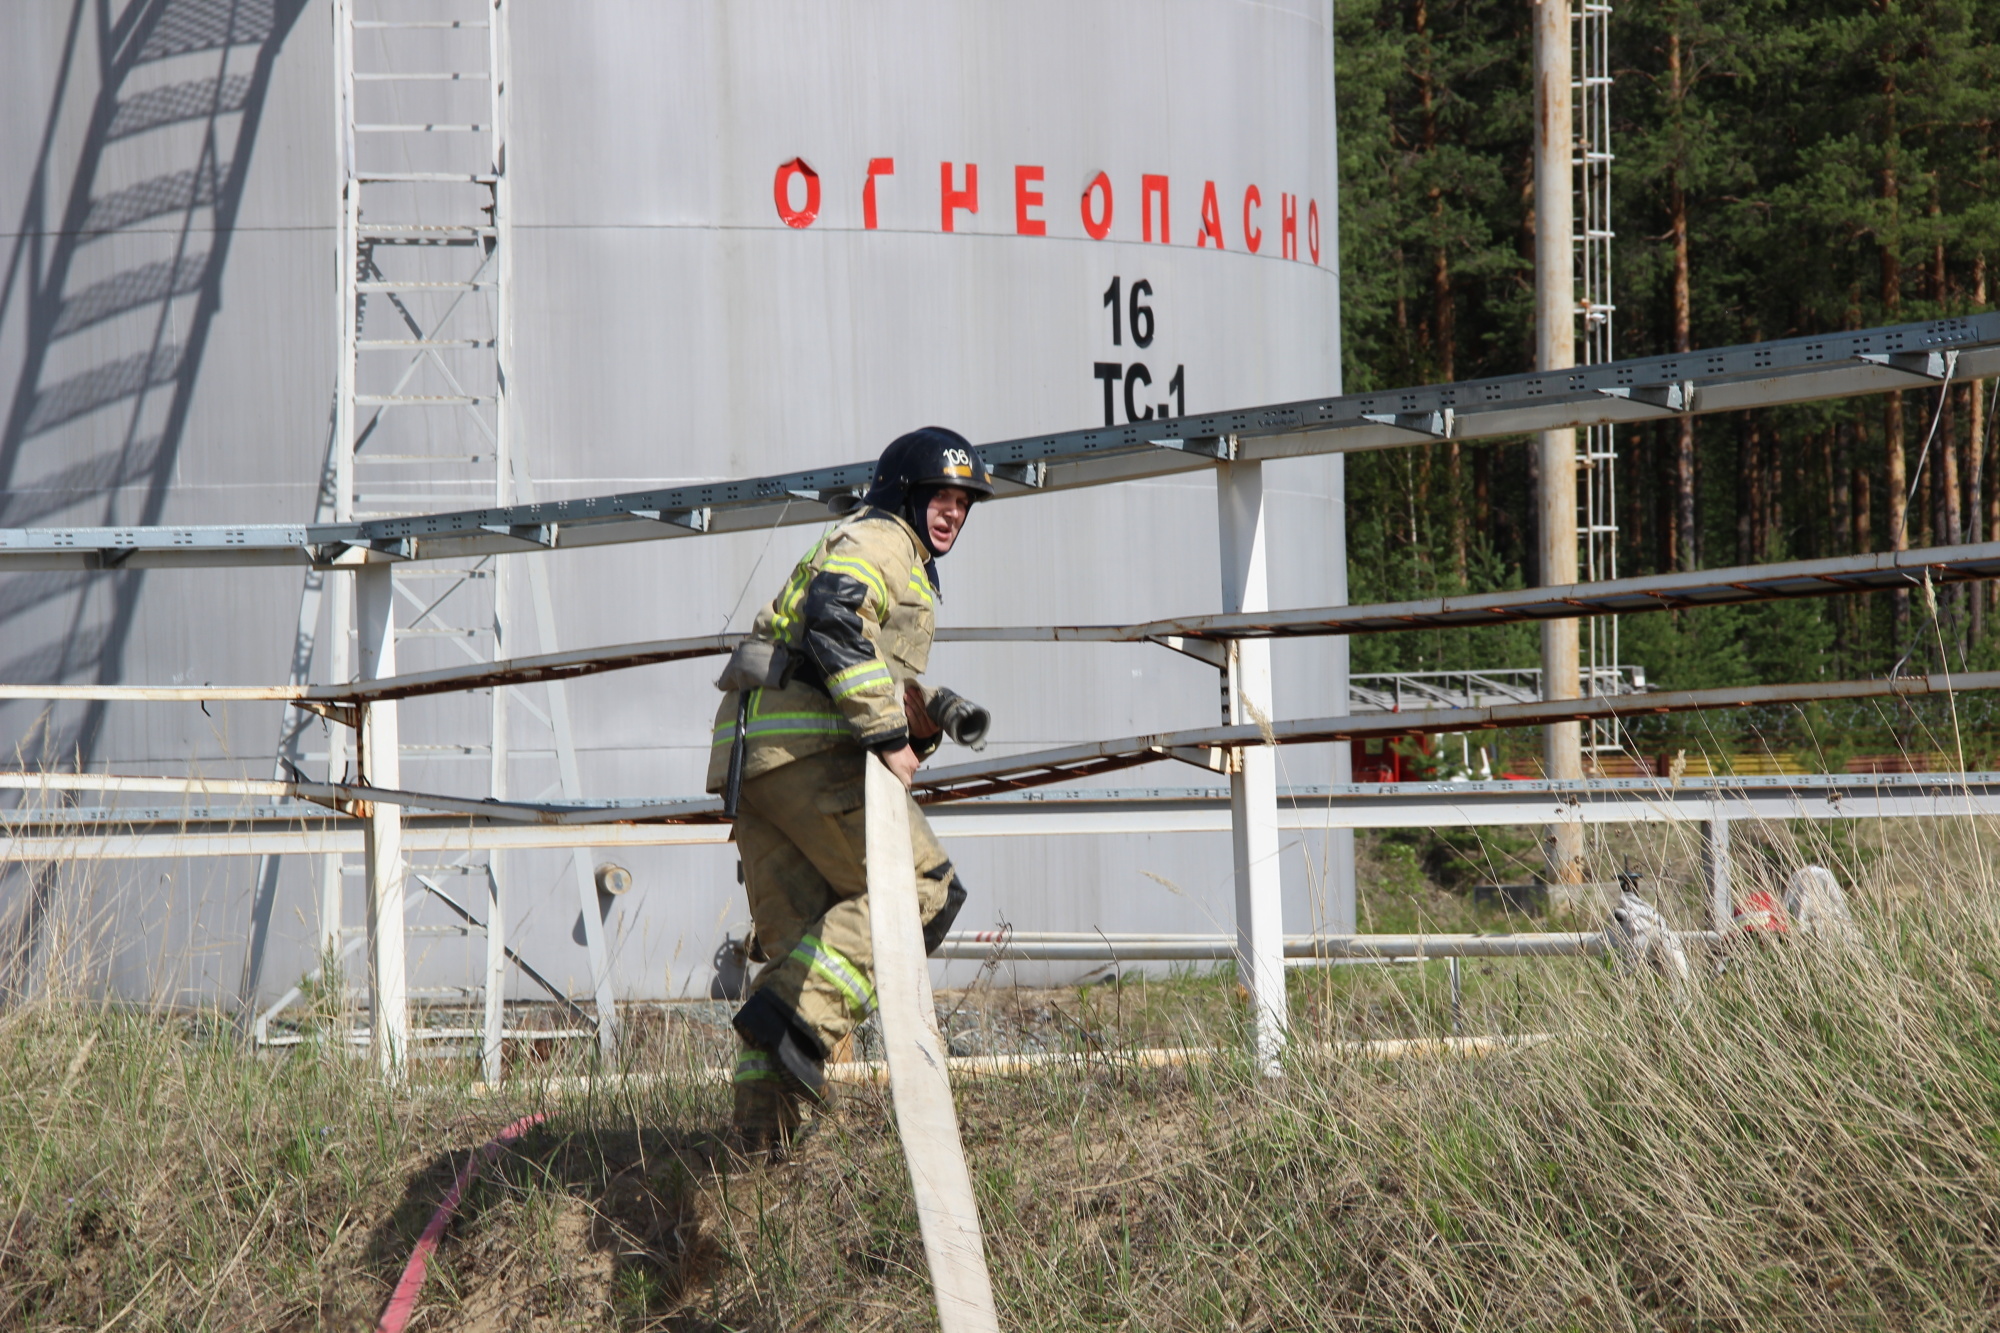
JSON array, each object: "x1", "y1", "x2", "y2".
[{"x1": 925, "y1": 687, "x2": 991, "y2": 750}]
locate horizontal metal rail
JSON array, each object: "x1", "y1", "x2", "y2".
[
  {"x1": 931, "y1": 931, "x2": 1653, "y2": 961},
  {"x1": 0, "y1": 670, "x2": 1987, "y2": 829},
  {"x1": 3, "y1": 542, "x2": 1996, "y2": 707},
  {"x1": 11, "y1": 772, "x2": 2000, "y2": 858},
  {"x1": 942, "y1": 539, "x2": 2000, "y2": 649},
  {"x1": 0, "y1": 313, "x2": 1990, "y2": 570},
  {"x1": 912, "y1": 669, "x2": 2000, "y2": 801}
]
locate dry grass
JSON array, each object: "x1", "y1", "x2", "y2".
[{"x1": 5, "y1": 817, "x2": 2000, "y2": 1330}]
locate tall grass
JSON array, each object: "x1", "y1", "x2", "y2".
[{"x1": 4, "y1": 817, "x2": 2000, "y2": 1330}]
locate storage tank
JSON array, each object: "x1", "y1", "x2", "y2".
[{"x1": 0, "y1": 1, "x2": 1342, "y2": 1010}]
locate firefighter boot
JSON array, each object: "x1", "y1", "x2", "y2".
[
  {"x1": 732, "y1": 986, "x2": 830, "y2": 1096},
  {"x1": 730, "y1": 1046, "x2": 808, "y2": 1162}
]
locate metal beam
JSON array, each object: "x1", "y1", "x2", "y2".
[
  {"x1": 11, "y1": 772, "x2": 2000, "y2": 859},
  {"x1": 942, "y1": 539, "x2": 2000, "y2": 646},
  {"x1": 6, "y1": 540, "x2": 1998, "y2": 709},
  {"x1": 934, "y1": 932, "x2": 1614, "y2": 961},
  {"x1": 0, "y1": 314, "x2": 1993, "y2": 571},
  {"x1": 910, "y1": 669, "x2": 2000, "y2": 801}
]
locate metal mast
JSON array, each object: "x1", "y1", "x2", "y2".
[
  {"x1": 1575, "y1": 0, "x2": 1619, "y2": 753},
  {"x1": 255, "y1": 0, "x2": 616, "y2": 1074}
]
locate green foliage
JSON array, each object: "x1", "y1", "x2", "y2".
[{"x1": 1336, "y1": 0, "x2": 2000, "y2": 700}]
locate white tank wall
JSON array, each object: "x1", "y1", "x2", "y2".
[{"x1": 0, "y1": 0, "x2": 1343, "y2": 1006}]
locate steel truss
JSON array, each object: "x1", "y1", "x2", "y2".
[
  {"x1": 308, "y1": 0, "x2": 613, "y2": 1075},
  {"x1": 0, "y1": 313, "x2": 1992, "y2": 572}
]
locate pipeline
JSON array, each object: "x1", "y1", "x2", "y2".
[
  {"x1": 930, "y1": 930, "x2": 1694, "y2": 962},
  {"x1": 375, "y1": 1111, "x2": 546, "y2": 1333}
]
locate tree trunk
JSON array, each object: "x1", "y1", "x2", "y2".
[
  {"x1": 1854, "y1": 428, "x2": 1874, "y2": 555},
  {"x1": 1832, "y1": 423, "x2": 1852, "y2": 555},
  {"x1": 1886, "y1": 391, "x2": 1908, "y2": 544},
  {"x1": 1737, "y1": 414, "x2": 1755, "y2": 565},
  {"x1": 1668, "y1": 29, "x2": 1697, "y2": 572},
  {"x1": 1879, "y1": 21, "x2": 1908, "y2": 640},
  {"x1": 1659, "y1": 422, "x2": 1678, "y2": 571},
  {"x1": 1474, "y1": 448, "x2": 1491, "y2": 545}
]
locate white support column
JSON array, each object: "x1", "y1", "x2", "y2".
[
  {"x1": 1326, "y1": 453, "x2": 1357, "y2": 933},
  {"x1": 1703, "y1": 814, "x2": 1732, "y2": 932},
  {"x1": 1217, "y1": 457, "x2": 1286, "y2": 1072},
  {"x1": 481, "y1": 863, "x2": 506, "y2": 1084},
  {"x1": 320, "y1": 570, "x2": 352, "y2": 961},
  {"x1": 356, "y1": 562, "x2": 408, "y2": 1078},
  {"x1": 526, "y1": 553, "x2": 619, "y2": 1054}
]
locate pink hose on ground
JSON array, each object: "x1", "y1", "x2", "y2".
[{"x1": 375, "y1": 1112, "x2": 547, "y2": 1333}]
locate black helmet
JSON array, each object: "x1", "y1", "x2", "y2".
[
  {"x1": 862, "y1": 427, "x2": 994, "y2": 555},
  {"x1": 864, "y1": 427, "x2": 994, "y2": 511}
]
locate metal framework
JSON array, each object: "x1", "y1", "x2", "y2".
[
  {"x1": 11, "y1": 771, "x2": 2000, "y2": 855},
  {"x1": 1348, "y1": 667, "x2": 1643, "y2": 716},
  {"x1": 1574, "y1": 0, "x2": 1619, "y2": 750},
  {"x1": 0, "y1": 314, "x2": 1991, "y2": 572},
  {"x1": 6, "y1": 312, "x2": 2000, "y2": 1072},
  {"x1": 317, "y1": 0, "x2": 612, "y2": 1074}
]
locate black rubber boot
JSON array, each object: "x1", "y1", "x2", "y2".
[{"x1": 733, "y1": 988, "x2": 829, "y2": 1097}]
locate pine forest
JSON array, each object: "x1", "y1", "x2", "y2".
[{"x1": 1334, "y1": 0, "x2": 2000, "y2": 772}]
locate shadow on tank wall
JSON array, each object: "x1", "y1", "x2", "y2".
[{"x1": 0, "y1": 0, "x2": 308, "y2": 996}]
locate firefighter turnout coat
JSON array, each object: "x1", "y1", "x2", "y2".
[{"x1": 706, "y1": 505, "x2": 941, "y2": 788}]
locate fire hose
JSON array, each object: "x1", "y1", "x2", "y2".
[{"x1": 375, "y1": 1112, "x2": 547, "y2": 1333}]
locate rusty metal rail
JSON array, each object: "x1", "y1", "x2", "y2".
[
  {"x1": 3, "y1": 542, "x2": 1998, "y2": 708},
  {"x1": 910, "y1": 669, "x2": 2000, "y2": 801}
]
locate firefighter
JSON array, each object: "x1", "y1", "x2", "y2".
[{"x1": 708, "y1": 426, "x2": 995, "y2": 1157}]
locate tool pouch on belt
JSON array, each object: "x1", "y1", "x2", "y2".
[
  {"x1": 717, "y1": 641, "x2": 792, "y2": 816},
  {"x1": 715, "y1": 639, "x2": 792, "y2": 693}
]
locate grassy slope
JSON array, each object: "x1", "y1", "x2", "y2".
[{"x1": 6, "y1": 825, "x2": 2000, "y2": 1330}]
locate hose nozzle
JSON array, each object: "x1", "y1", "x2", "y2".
[{"x1": 926, "y1": 687, "x2": 991, "y2": 751}]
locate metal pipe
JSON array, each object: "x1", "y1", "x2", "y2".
[
  {"x1": 914, "y1": 667, "x2": 2000, "y2": 801},
  {"x1": 464, "y1": 1034, "x2": 1558, "y2": 1096},
  {"x1": 0, "y1": 540, "x2": 1997, "y2": 707},
  {"x1": 932, "y1": 932, "x2": 1617, "y2": 961}
]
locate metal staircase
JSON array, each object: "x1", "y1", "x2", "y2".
[{"x1": 251, "y1": 0, "x2": 616, "y2": 1077}]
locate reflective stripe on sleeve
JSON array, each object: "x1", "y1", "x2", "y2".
[
  {"x1": 825, "y1": 659, "x2": 894, "y2": 700},
  {"x1": 789, "y1": 933, "x2": 876, "y2": 1018},
  {"x1": 822, "y1": 556, "x2": 890, "y2": 611}
]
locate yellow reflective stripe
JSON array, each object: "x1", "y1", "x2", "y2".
[
  {"x1": 768, "y1": 535, "x2": 828, "y2": 640},
  {"x1": 790, "y1": 934, "x2": 875, "y2": 1017},
  {"x1": 712, "y1": 689, "x2": 847, "y2": 746},
  {"x1": 712, "y1": 714, "x2": 848, "y2": 746},
  {"x1": 822, "y1": 555, "x2": 890, "y2": 610},
  {"x1": 826, "y1": 659, "x2": 894, "y2": 699},
  {"x1": 734, "y1": 1051, "x2": 783, "y2": 1083},
  {"x1": 906, "y1": 571, "x2": 935, "y2": 604}
]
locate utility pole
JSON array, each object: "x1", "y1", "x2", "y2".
[{"x1": 1534, "y1": 0, "x2": 1585, "y2": 882}]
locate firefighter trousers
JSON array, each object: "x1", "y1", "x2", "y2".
[{"x1": 733, "y1": 745, "x2": 954, "y2": 1067}]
